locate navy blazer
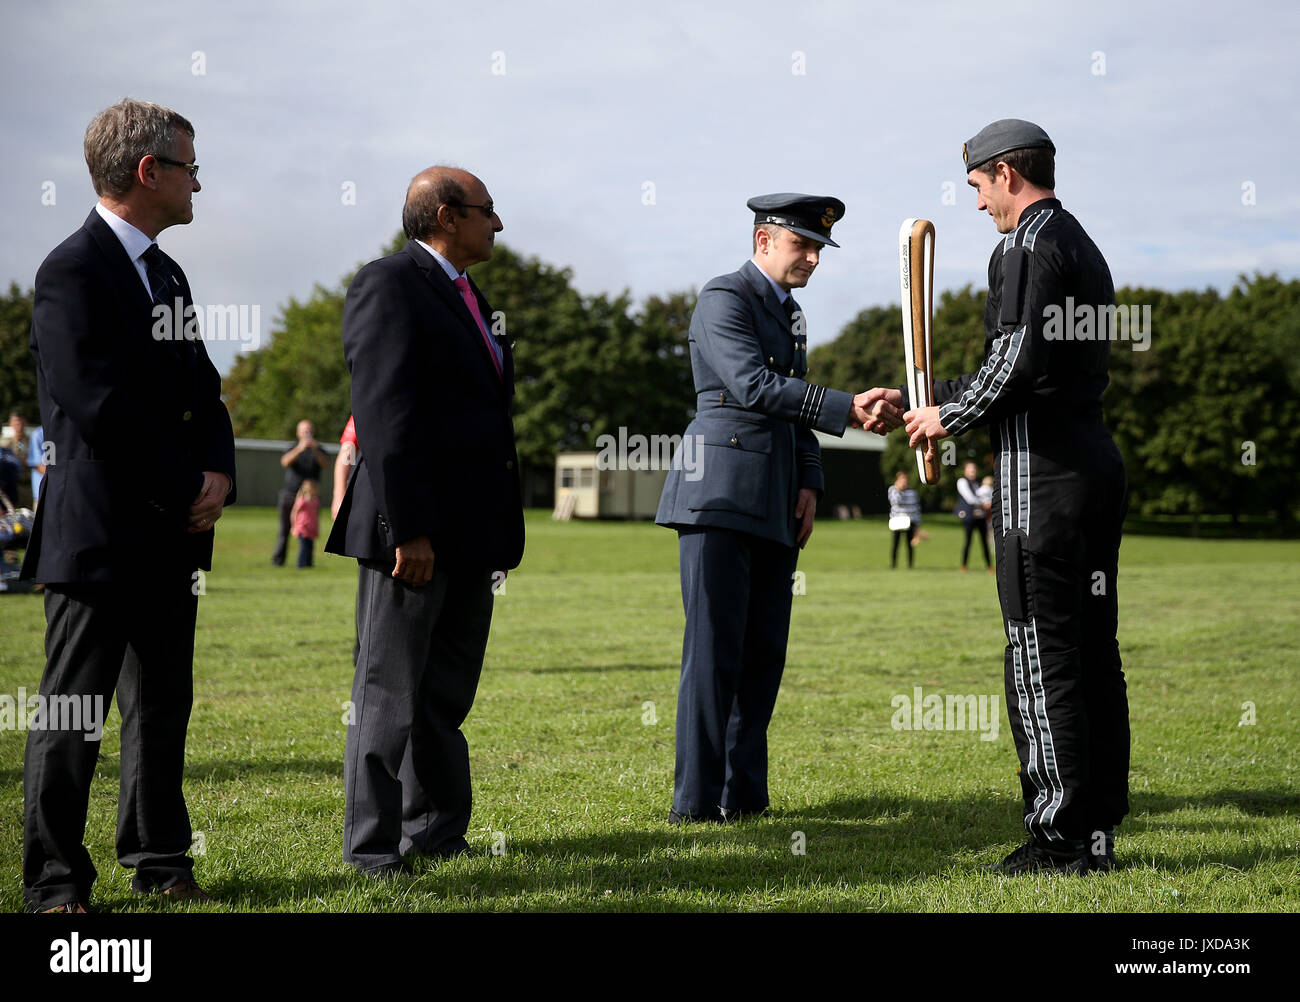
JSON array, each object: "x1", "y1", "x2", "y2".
[
  {"x1": 655, "y1": 260, "x2": 851, "y2": 547},
  {"x1": 325, "y1": 241, "x2": 524, "y2": 572},
  {"x1": 21, "y1": 209, "x2": 237, "y2": 583}
]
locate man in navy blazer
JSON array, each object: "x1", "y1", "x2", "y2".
[
  {"x1": 21, "y1": 99, "x2": 235, "y2": 912},
  {"x1": 326, "y1": 167, "x2": 524, "y2": 876},
  {"x1": 656, "y1": 194, "x2": 901, "y2": 824}
]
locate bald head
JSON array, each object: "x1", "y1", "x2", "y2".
[
  {"x1": 401, "y1": 165, "x2": 501, "y2": 272},
  {"x1": 402, "y1": 166, "x2": 477, "y2": 241}
]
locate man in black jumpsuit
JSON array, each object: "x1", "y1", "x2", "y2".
[{"x1": 903, "y1": 120, "x2": 1129, "y2": 874}]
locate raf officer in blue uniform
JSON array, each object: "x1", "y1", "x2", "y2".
[{"x1": 656, "y1": 194, "x2": 903, "y2": 823}]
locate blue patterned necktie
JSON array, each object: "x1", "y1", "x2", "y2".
[{"x1": 142, "y1": 245, "x2": 194, "y2": 365}]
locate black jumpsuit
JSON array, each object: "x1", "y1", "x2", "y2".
[{"x1": 933, "y1": 197, "x2": 1129, "y2": 845}]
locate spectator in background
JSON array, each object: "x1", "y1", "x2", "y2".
[
  {"x1": 888, "y1": 470, "x2": 923, "y2": 568},
  {"x1": 956, "y1": 461, "x2": 992, "y2": 573},
  {"x1": 272, "y1": 419, "x2": 327, "y2": 566},
  {"x1": 0, "y1": 437, "x2": 20, "y2": 506},
  {"x1": 333, "y1": 414, "x2": 358, "y2": 520},
  {"x1": 2, "y1": 412, "x2": 33, "y2": 508},
  {"x1": 27, "y1": 424, "x2": 46, "y2": 507},
  {"x1": 291, "y1": 479, "x2": 321, "y2": 568}
]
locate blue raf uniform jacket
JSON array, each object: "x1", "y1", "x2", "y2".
[{"x1": 655, "y1": 260, "x2": 852, "y2": 548}]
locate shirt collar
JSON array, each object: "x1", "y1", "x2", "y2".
[
  {"x1": 415, "y1": 240, "x2": 465, "y2": 283},
  {"x1": 750, "y1": 258, "x2": 790, "y2": 303},
  {"x1": 94, "y1": 202, "x2": 155, "y2": 265},
  {"x1": 1015, "y1": 197, "x2": 1062, "y2": 228}
]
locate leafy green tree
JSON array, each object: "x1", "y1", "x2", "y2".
[
  {"x1": 811, "y1": 274, "x2": 1300, "y2": 528},
  {"x1": 222, "y1": 282, "x2": 350, "y2": 439},
  {"x1": 0, "y1": 283, "x2": 38, "y2": 423},
  {"x1": 224, "y1": 237, "x2": 697, "y2": 473},
  {"x1": 222, "y1": 235, "x2": 404, "y2": 440},
  {"x1": 1109, "y1": 276, "x2": 1300, "y2": 528},
  {"x1": 809, "y1": 286, "x2": 992, "y2": 508}
]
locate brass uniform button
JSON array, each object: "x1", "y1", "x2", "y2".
[
  {"x1": 729, "y1": 436, "x2": 739, "y2": 446},
  {"x1": 181, "y1": 410, "x2": 192, "y2": 421}
]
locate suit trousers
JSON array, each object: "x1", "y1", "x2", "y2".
[
  {"x1": 23, "y1": 574, "x2": 198, "y2": 911},
  {"x1": 673, "y1": 527, "x2": 798, "y2": 817},
  {"x1": 343, "y1": 560, "x2": 494, "y2": 871}
]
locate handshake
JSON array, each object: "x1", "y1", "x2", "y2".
[{"x1": 849, "y1": 387, "x2": 905, "y2": 435}]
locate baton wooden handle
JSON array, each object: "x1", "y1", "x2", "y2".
[{"x1": 902, "y1": 219, "x2": 940, "y2": 484}]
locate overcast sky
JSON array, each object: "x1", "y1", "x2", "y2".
[{"x1": 3, "y1": 0, "x2": 1296, "y2": 376}]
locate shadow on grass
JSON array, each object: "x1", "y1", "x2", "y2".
[
  {"x1": 210, "y1": 792, "x2": 1014, "y2": 910},
  {"x1": 217, "y1": 791, "x2": 1299, "y2": 911},
  {"x1": 7, "y1": 784, "x2": 1292, "y2": 912},
  {"x1": 0, "y1": 757, "x2": 342, "y2": 787},
  {"x1": 1129, "y1": 790, "x2": 1300, "y2": 819},
  {"x1": 506, "y1": 663, "x2": 675, "y2": 674}
]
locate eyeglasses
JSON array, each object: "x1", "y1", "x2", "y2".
[
  {"x1": 449, "y1": 201, "x2": 495, "y2": 218},
  {"x1": 154, "y1": 155, "x2": 200, "y2": 180}
]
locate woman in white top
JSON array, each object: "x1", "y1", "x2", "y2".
[{"x1": 887, "y1": 470, "x2": 922, "y2": 568}]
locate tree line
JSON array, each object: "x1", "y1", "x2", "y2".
[{"x1": 2, "y1": 239, "x2": 1297, "y2": 528}]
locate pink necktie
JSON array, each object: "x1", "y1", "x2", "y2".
[{"x1": 453, "y1": 275, "x2": 503, "y2": 381}]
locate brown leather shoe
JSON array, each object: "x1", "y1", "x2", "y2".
[
  {"x1": 40, "y1": 902, "x2": 88, "y2": 913},
  {"x1": 158, "y1": 880, "x2": 211, "y2": 902}
]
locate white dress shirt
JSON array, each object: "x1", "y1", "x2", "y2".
[{"x1": 94, "y1": 202, "x2": 156, "y2": 296}]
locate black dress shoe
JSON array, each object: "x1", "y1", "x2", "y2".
[
  {"x1": 991, "y1": 839, "x2": 1090, "y2": 876},
  {"x1": 360, "y1": 860, "x2": 415, "y2": 880},
  {"x1": 1087, "y1": 830, "x2": 1116, "y2": 872},
  {"x1": 720, "y1": 806, "x2": 772, "y2": 823},
  {"x1": 666, "y1": 808, "x2": 722, "y2": 825},
  {"x1": 131, "y1": 875, "x2": 211, "y2": 900},
  {"x1": 427, "y1": 837, "x2": 474, "y2": 859},
  {"x1": 405, "y1": 836, "x2": 476, "y2": 862}
]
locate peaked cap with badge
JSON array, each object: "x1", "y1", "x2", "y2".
[{"x1": 747, "y1": 193, "x2": 845, "y2": 248}]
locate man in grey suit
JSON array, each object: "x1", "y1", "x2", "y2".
[
  {"x1": 656, "y1": 194, "x2": 901, "y2": 823},
  {"x1": 326, "y1": 167, "x2": 523, "y2": 876}
]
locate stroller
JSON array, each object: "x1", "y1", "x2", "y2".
[{"x1": 0, "y1": 487, "x2": 38, "y2": 593}]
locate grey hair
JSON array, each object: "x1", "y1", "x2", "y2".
[
  {"x1": 83, "y1": 98, "x2": 194, "y2": 197},
  {"x1": 402, "y1": 171, "x2": 468, "y2": 240}
]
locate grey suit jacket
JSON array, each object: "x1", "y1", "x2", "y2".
[{"x1": 655, "y1": 260, "x2": 851, "y2": 547}]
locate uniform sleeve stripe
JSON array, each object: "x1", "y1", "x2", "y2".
[
  {"x1": 1024, "y1": 210, "x2": 1053, "y2": 252},
  {"x1": 797, "y1": 383, "x2": 827, "y2": 427},
  {"x1": 938, "y1": 326, "x2": 1026, "y2": 432},
  {"x1": 1001, "y1": 208, "x2": 1052, "y2": 255}
]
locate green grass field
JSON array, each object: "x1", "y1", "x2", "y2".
[{"x1": 1, "y1": 509, "x2": 1297, "y2": 912}]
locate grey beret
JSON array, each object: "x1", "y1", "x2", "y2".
[{"x1": 962, "y1": 119, "x2": 1055, "y2": 171}]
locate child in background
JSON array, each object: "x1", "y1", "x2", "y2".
[{"x1": 291, "y1": 480, "x2": 321, "y2": 568}]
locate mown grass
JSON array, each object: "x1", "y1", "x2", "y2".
[{"x1": 1, "y1": 509, "x2": 1296, "y2": 912}]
